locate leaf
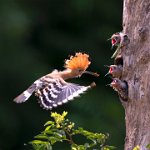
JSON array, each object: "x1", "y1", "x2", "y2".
[
  {"x1": 34, "y1": 134, "x2": 49, "y2": 140},
  {"x1": 45, "y1": 143, "x2": 53, "y2": 150},
  {"x1": 29, "y1": 140, "x2": 46, "y2": 144},
  {"x1": 43, "y1": 130, "x2": 54, "y2": 135},
  {"x1": 49, "y1": 136, "x2": 63, "y2": 145},
  {"x1": 71, "y1": 144, "x2": 78, "y2": 150},
  {"x1": 104, "y1": 145, "x2": 116, "y2": 149},
  {"x1": 133, "y1": 145, "x2": 140, "y2": 150},
  {"x1": 71, "y1": 144, "x2": 86, "y2": 150},
  {"x1": 30, "y1": 140, "x2": 52, "y2": 150},
  {"x1": 44, "y1": 121, "x2": 54, "y2": 126},
  {"x1": 147, "y1": 144, "x2": 150, "y2": 148},
  {"x1": 77, "y1": 145, "x2": 86, "y2": 150},
  {"x1": 45, "y1": 126, "x2": 52, "y2": 131},
  {"x1": 58, "y1": 129, "x2": 66, "y2": 136},
  {"x1": 53, "y1": 132, "x2": 64, "y2": 138},
  {"x1": 84, "y1": 143, "x2": 90, "y2": 148}
]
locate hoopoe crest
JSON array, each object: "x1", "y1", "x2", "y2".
[{"x1": 14, "y1": 52, "x2": 99, "y2": 110}]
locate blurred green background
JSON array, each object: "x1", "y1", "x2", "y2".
[{"x1": 0, "y1": 0, "x2": 125, "y2": 149}]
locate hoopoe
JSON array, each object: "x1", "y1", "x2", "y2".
[
  {"x1": 109, "y1": 78, "x2": 128, "y2": 101},
  {"x1": 109, "y1": 32, "x2": 130, "y2": 58},
  {"x1": 105, "y1": 65, "x2": 123, "y2": 79},
  {"x1": 14, "y1": 52, "x2": 99, "y2": 110}
]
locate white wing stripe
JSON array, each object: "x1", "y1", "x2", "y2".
[
  {"x1": 37, "y1": 82, "x2": 92, "y2": 110},
  {"x1": 62, "y1": 86, "x2": 89, "y2": 103},
  {"x1": 24, "y1": 91, "x2": 32, "y2": 100}
]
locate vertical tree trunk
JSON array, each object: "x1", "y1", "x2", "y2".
[{"x1": 121, "y1": 0, "x2": 150, "y2": 149}]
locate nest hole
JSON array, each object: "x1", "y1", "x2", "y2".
[
  {"x1": 120, "y1": 80, "x2": 128, "y2": 102},
  {"x1": 114, "y1": 55, "x2": 123, "y2": 66}
]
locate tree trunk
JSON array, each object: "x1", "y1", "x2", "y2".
[{"x1": 121, "y1": 0, "x2": 150, "y2": 150}]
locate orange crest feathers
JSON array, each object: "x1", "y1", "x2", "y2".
[{"x1": 64, "y1": 52, "x2": 91, "y2": 71}]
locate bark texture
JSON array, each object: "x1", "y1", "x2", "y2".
[{"x1": 120, "y1": 0, "x2": 150, "y2": 150}]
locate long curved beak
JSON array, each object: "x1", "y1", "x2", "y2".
[
  {"x1": 106, "y1": 83, "x2": 111, "y2": 87},
  {"x1": 111, "y1": 44, "x2": 115, "y2": 49},
  {"x1": 104, "y1": 72, "x2": 110, "y2": 77},
  {"x1": 104, "y1": 65, "x2": 110, "y2": 68},
  {"x1": 84, "y1": 71, "x2": 100, "y2": 77},
  {"x1": 107, "y1": 38, "x2": 111, "y2": 41}
]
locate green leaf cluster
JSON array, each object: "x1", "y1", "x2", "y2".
[
  {"x1": 29, "y1": 112, "x2": 116, "y2": 150},
  {"x1": 146, "y1": 144, "x2": 150, "y2": 149}
]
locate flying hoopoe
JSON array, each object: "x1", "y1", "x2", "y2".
[{"x1": 14, "y1": 52, "x2": 99, "y2": 110}]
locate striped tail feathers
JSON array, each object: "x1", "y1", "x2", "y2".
[
  {"x1": 14, "y1": 83, "x2": 37, "y2": 103},
  {"x1": 13, "y1": 77, "x2": 54, "y2": 103},
  {"x1": 13, "y1": 79, "x2": 45, "y2": 103},
  {"x1": 36, "y1": 81, "x2": 96, "y2": 110},
  {"x1": 13, "y1": 78, "x2": 62, "y2": 104}
]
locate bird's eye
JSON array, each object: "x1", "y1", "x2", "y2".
[
  {"x1": 114, "y1": 79, "x2": 117, "y2": 83},
  {"x1": 115, "y1": 79, "x2": 118, "y2": 83},
  {"x1": 113, "y1": 66, "x2": 116, "y2": 70},
  {"x1": 115, "y1": 37, "x2": 118, "y2": 40}
]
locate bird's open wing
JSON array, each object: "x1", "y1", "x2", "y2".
[{"x1": 36, "y1": 81, "x2": 92, "y2": 110}]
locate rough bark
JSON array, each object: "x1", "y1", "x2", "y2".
[{"x1": 120, "y1": 0, "x2": 150, "y2": 150}]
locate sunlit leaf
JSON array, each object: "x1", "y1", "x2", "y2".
[
  {"x1": 34, "y1": 134, "x2": 49, "y2": 140},
  {"x1": 104, "y1": 145, "x2": 116, "y2": 149},
  {"x1": 44, "y1": 121, "x2": 54, "y2": 126}
]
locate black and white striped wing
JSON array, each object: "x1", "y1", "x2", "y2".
[
  {"x1": 36, "y1": 82, "x2": 91, "y2": 110},
  {"x1": 13, "y1": 78, "x2": 53, "y2": 103}
]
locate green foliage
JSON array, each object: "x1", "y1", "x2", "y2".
[
  {"x1": 30, "y1": 112, "x2": 116, "y2": 150},
  {"x1": 132, "y1": 145, "x2": 140, "y2": 150},
  {"x1": 146, "y1": 144, "x2": 150, "y2": 149}
]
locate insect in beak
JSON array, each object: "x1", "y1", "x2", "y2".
[{"x1": 84, "y1": 71, "x2": 100, "y2": 77}]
